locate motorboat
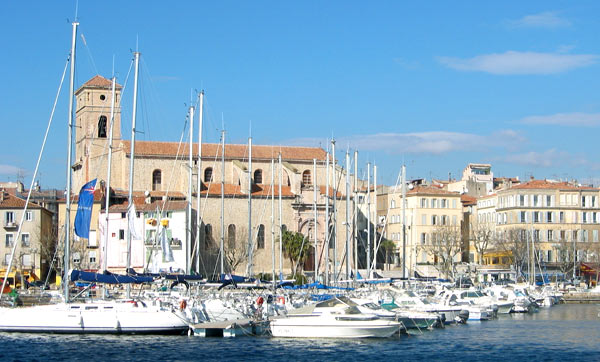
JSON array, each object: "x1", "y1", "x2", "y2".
[{"x1": 270, "y1": 296, "x2": 401, "y2": 338}]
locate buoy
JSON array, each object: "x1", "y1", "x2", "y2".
[
  {"x1": 180, "y1": 299, "x2": 187, "y2": 310},
  {"x1": 278, "y1": 296, "x2": 285, "y2": 304},
  {"x1": 256, "y1": 296, "x2": 264, "y2": 306}
]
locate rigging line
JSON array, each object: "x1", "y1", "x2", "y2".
[
  {"x1": 79, "y1": 32, "x2": 99, "y2": 76},
  {"x1": 1, "y1": 56, "x2": 70, "y2": 297}
]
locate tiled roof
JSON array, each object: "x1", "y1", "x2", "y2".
[
  {"x1": 200, "y1": 183, "x2": 295, "y2": 197},
  {"x1": 510, "y1": 179, "x2": 597, "y2": 191},
  {"x1": 78, "y1": 75, "x2": 122, "y2": 90},
  {"x1": 0, "y1": 192, "x2": 43, "y2": 209},
  {"x1": 107, "y1": 200, "x2": 188, "y2": 212},
  {"x1": 120, "y1": 141, "x2": 327, "y2": 162},
  {"x1": 407, "y1": 185, "x2": 460, "y2": 196},
  {"x1": 461, "y1": 194, "x2": 477, "y2": 205}
]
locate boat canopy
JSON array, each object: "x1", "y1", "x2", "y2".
[{"x1": 70, "y1": 270, "x2": 154, "y2": 284}]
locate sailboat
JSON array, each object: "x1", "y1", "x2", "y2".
[{"x1": 0, "y1": 21, "x2": 189, "y2": 334}]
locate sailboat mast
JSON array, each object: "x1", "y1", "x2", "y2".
[
  {"x1": 372, "y1": 164, "x2": 377, "y2": 272},
  {"x1": 366, "y1": 162, "x2": 371, "y2": 278},
  {"x1": 353, "y1": 150, "x2": 358, "y2": 283},
  {"x1": 187, "y1": 104, "x2": 194, "y2": 274},
  {"x1": 126, "y1": 51, "x2": 140, "y2": 299},
  {"x1": 331, "y1": 140, "x2": 337, "y2": 284},
  {"x1": 324, "y1": 152, "x2": 330, "y2": 285},
  {"x1": 102, "y1": 77, "x2": 117, "y2": 272},
  {"x1": 64, "y1": 21, "x2": 78, "y2": 302},
  {"x1": 271, "y1": 159, "x2": 275, "y2": 284},
  {"x1": 220, "y1": 130, "x2": 225, "y2": 275},
  {"x1": 401, "y1": 164, "x2": 407, "y2": 279},
  {"x1": 196, "y1": 90, "x2": 204, "y2": 275},
  {"x1": 247, "y1": 137, "x2": 253, "y2": 277},
  {"x1": 313, "y1": 158, "x2": 318, "y2": 282},
  {"x1": 345, "y1": 150, "x2": 350, "y2": 280},
  {"x1": 278, "y1": 153, "x2": 283, "y2": 281}
]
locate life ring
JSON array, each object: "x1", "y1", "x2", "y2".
[{"x1": 179, "y1": 300, "x2": 187, "y2": 310}]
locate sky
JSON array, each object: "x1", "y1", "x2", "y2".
[{"x1": 1, "y1": 1, "x2": 600, "y2": 189}]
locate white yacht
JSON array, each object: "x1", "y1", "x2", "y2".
[
  {"x1": 270, "y1": 296, "x2": 401, "y2": 338},
  {"x1": 0, "y1": 299, "x2": 189, "y2": 334}
]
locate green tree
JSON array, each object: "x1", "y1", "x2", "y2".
[
  {"x1": 380, "y1": 239, "x2": 395, "y2": 271},
  {"x1": 281, "y1": 230, "x2": 310, "y2": 277}
]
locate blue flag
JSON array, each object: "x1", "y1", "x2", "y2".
[{"x1": 74, "y1": 178, "x2": 97, "y2": 239}]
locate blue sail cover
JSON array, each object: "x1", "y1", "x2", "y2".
[{"x1": 70, "y1": 270, "x2": 154, "y2": 284}]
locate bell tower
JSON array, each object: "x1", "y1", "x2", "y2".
[{"x1": 72, "y1": 75, "x2": 123, "y2": 191}]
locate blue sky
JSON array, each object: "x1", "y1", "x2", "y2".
[{"x1": 1, "y1": 1, "x2": 600, "y2": 189}]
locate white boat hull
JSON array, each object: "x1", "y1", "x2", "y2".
[
  {"x1": 270, "y1": 318, "x2": 400, "y2": 338},
  {"x1": 0, "y1": 302, "x2": 188, "y2": 334}
]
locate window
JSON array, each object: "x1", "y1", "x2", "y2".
[
  {"x1": 254, "y1": 169, "x2": 263, "y2": 184},
  {"x1": 73, "y1": 252, "x2": 81, "y2": 264},
  {"x1": 98, "y1": 115, "x2": 107, "y2": 138},
  {"x1": 257, "y1": 224, "x2": 265, "y2": 249},
  {"x1": 21, "y1": 234, "x2": 30, "y2": 247},
  {"x1": 25, "y1": 211, "x2": 32, "y2": 221},
  {"x1": 546, "y1": 212, "x2": 553, "y2": 223},
  {"x1": 152, "y1": 169, "x2": 162, "y2": 191},
  {"x1": 452, "y1": 215, "x2": 457, "y2": 225},
  {"x1": 5, "y1": 211, "x2": 14, "y2": 225},
  {"x1": 582, "y1": 196, "x2": 587, "y2": 207},
  {"x1": 302, "y1": 170, "x2": 311, "y2": 186},
  {"x1": 119, "y1": 229, "x2": 125, "y2": 240},
  {"x1": 391, "y1": 200, "x2": 396, "y2": 208},
  {"x1": 547, "y1": 230, "x2": 553, "y2": 241},
  {"x1": 452, "y1": 199, "x2": 457, "y2": 209},
  {"x1": 421, "y1": 215, "x2": 427, "y2": 225},
  {"x1": 4, "y1": 254, "x2": 10, "y2": 266},
  {"x1": 519, "y1": 195, "x2": 526, "y2": 206},
  {"x1": 227, "y1": 224, "x2": 236, "y2": 248},
  {"x1": 22, "y1": 254, "x2": 32, "y2": 267},
  {"x1": 204, "y1": 167, "x2": 213, "y2": 182},
  {"x1": 420, "y1": 233, "x2": 426, "y2": 244},
  {"x1": 89, "y1": 250, "x2": 97, "y2": 264},
  {"x1": 432, "y1": 199, "x2": 437, "y2": 208},
  {"x1": 5, "y1": 234, "x2": 13, "y2": 247},
  {"x1": 559, "y1": 212, "x2": 565, "y2": 223},
  {"x1": 121, "y1": 212, "x2": 127, "y2": 219},
  {"x1": 204, "y1": 224, "x2": 212, "y2": 248},
  {"x1": 420, "y1": 198, "x2": 426, "y2": 208},
  {"x1": 431, "y1": 215, "x2": 437, "y2": 225},
  {"x1": 546, "y1": 195, "x2": 552, "y2": 207},
  {"x1": 533, "y1": 230, "x2": 540, "y2": 242},
  {"x1": 441, "y1": 199, "x2": 447, "y2": 208}
]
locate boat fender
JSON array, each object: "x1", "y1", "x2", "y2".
[
  {"x1": 180, "y1": 299, "x2": 187, "y2": 310},
  {"x1": 256, "y1": 296, "x2": 264, "y2": 306},
  {"x1": 278, "y1": 296, "x2": 285, "y2": 304}
]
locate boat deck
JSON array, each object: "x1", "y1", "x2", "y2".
[{"x1": 190, "y1": 318, "x2": 270, "y2": 338}]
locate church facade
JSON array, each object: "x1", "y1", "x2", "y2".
[{"x1": 65, "y1": 75, "x2": 364, "y2": 280}]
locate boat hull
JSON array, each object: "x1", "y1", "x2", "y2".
[
  {"x1": 0, "y1": 302, "x2": 188, "y2": 334},
  {"x1": 270, "y1": 318, "x2": 400, "y2": 338}
]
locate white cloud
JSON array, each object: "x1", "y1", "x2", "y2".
[
  {"x1": 286, "y1": 130, "x2": 526, "y2": 155},
  {"x1": 520, "y1": 112, "x2": 600, "y2": 127},
  {"x1": 509, "y1": 11, "x2": 571, "y2": 29},
  {"x1": 502, "y1": 149, "x2": 595, "y2": 169},
  {"x1": 0, "y1": 164, "x2": 23, "y2": 175},
  {"x1": 437, "y1": 51, "x2": 598, "y2": 75}
]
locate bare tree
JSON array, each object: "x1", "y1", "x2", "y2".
[
  {"x1": 470, "y1": 220, "x2": 495, "y2": 265},
  {"x1": 554, "y1": 239, "x2": 576, "y2": 277},
  {"x1": 497, "y1": 228, "x2": 528, "y2": 279},
  {"x1": 421, "y1": 224, "x2": 462, "y2": 279},
  {"x1": 224, "y1": 226, "x2": 248, "y2": 273}
]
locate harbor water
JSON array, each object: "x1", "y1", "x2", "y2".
[{"x1": 0, "y1": 304, "x2": 598, "y2": 361}]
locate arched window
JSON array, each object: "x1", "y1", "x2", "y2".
[
  {"x1": 254, "y1": 169, "x2": 263, "y2": 184},
  {"x1": 302, "y1": 170, "x2": 311, "y2": 186},
  {"x1": 152, "y1": 170, "x2": 161, "y2": 191},
  {"x1": 257, "y1": 224, "x2": 265, "y2": 249},
  {"x1": 227, "y1": 224, "x2": 236, "y2": 248},
  {"x1": 98, "y1": 115, "x2": 107, "y2": 138},
  {"x1": 204, "y1": 167, "x2": 213, "y2": 182},
  {"x1": 204, "y1": 224, "x2": 212, "y2": 248}
]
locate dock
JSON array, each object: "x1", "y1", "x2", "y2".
[
  {"x1": 190, "y1": 318, "x2": 270, "y2": 338},
  {"x1": 562, "y1": 292, "x2": 600, "y2": 304}
]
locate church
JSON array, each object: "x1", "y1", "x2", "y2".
[{"x1": 63, "y1": 75, "x2": 363, "y2": 280}]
